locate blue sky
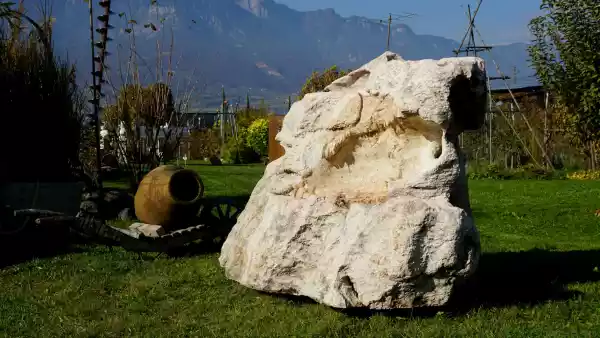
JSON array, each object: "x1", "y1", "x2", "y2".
[{"x1": 274, "y1": 0, "x2": 542, "y2": 45}]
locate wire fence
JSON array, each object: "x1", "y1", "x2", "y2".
[{"x1": 462, "y1": 90, "x2": 598, "y2": 171}]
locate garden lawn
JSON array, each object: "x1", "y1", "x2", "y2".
[
  {"x1": 103, "y1": 162, "x2": 265, "y2": 197},
  {"x1": 1, "y1": 167, "x2": 600, "y2": 337}
]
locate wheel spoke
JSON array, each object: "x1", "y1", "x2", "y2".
[
  {"x1": 216, "y1": 204, "x2": 225, "y2": 219},
  {"x1": 206, "y1": 198, "x2": 243, "y2": 225}
]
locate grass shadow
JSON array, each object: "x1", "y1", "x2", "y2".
[
  {"x1": 200, "y1": 194, "x2": 251, "y2": 206},
  {"x1": 471, "y1": 208, "x2": 488, "y2": 219},
  {"x1": 166, "y1": 240, "x2": 225, "y2": 257},
  {"x1": 0, "y1": 194, "x2": 252, "y2": 264},
  {"x1": 0, "y1": 227, "x2": 88, "y2": 269},
  {"x1": 450, "y1": 249, "x2": 600, "y2": 311}
]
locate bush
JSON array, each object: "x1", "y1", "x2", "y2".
[
  {"x1": 467, "y1": 163, "x2": 559, "y2": 180},
  {"x1": 567, "y1": 170, "x2": 600, "y2": 180},
  {"x1": 0, "y1": 13, "x2": 84, "y2": 183},
  {"x1": 299, "y1": 65, "x2": 351, "y2": 100},
  {"x1": 511, "y1": 163, "x2": 556, "y2": 180},
  {"x1": 468, "y1": 164, "x2": 509, "y2": 180},
  {"x1": 221, "y1": 137, "x2": 259, "y2": 164},
  {"x1": 188, "y1": 129, "x2": 221, "y2": 160},
  {"x1": 211, "y1": 104, "x2": 272, "y2": 164},
  {"x1": 246, "y1": 118, "x2": 269, "y2": 157}
]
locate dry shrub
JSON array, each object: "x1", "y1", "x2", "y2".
[{"x1": 0, "y1": 4, "x2": 85, "y2": 183}]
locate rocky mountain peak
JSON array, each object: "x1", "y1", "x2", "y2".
[{"x1": 236, "y1": 0, "x2": 269, "y2": 18}]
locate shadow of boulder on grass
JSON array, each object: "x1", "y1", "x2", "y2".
[{"x1": 450, "y1": 249, "x2": 600, "y2": 311}]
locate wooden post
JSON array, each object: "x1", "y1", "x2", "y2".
[
  {"x1": 591, "y1": 142, "x2": 597, "y2": 171},
  {"x1": 268, "y1": 116, "x2": 285, "y2": 163},
  {"x1": 487, "y1": 76, "x2": 493, "y2": 164},
  {"x1": 510, "y1": 102, "x2": 514, "y2": 169},
  {"x1": 544, "y1": 91, "x2": 549, "y2": 168},
  {"x1": 592, "y1": 143, "x2": 597, "y2": 170}
]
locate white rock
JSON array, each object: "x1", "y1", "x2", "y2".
[
  {"x1": 219, "y1": 52, "x2": 487, "y2": 309},
  {"x1": 129, "y1": 223, "x2": 165, "y2": 238}
]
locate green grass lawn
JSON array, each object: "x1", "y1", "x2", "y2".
[
  {"x1": 1, "y1": 166, "x2": 600, "y2": 337},
  {"x1": 103, "y1": 162, "x2": 265, "y2": 197}
]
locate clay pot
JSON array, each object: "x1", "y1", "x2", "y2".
[{"x1": 134, "y1": 165, "x2": 204, "y2": 230}]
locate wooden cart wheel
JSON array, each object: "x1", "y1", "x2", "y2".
[
  {"x1": 199, "y1": 197, "x2": 245, "y2": 245},
  {"x1": 0, "y1": 207, "x2": 35, "y2": 236},
  {"x1": 207, "y1": 198, "x2": 242, "y2": 227},
  {"x1": 0, "y1": 216, "x2": 30, "y2": 235}
]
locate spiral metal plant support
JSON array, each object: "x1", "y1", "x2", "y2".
[{"x1": 88, "y1": 0, "x2": 113, "y2": 190}]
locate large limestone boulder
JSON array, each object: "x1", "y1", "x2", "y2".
[{"x1": 219, "y1": 52, "x2": 487, "y2": 309}]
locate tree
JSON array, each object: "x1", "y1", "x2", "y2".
[
  {"x1": 246, "y1": 118, "x2": 269, "y2": 157},
  {"x1": 188, "y1": 129, "x2": 220, "y2": 160},
  {"x1": 103, "y1": 83, "x2": 174, "y2": 131},
  {"x1": 298, "y1": 65, "x2": 352, "y2": 100},
  {"x1": 0, "y1": 2, "x2": 84, "y2": 183},
  {"x1": 101, "y1": 82, "x2": 182, "y2": 190},
  {"x1": 528, "y1": 0, "x2": 600, "y2": 169}
]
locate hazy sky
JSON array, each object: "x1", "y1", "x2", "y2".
[{"x1": 274, "y1": 0, "x2": 542, "y2": 45}]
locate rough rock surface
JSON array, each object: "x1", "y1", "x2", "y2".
[
  {"x1": 219, "y1": 52, "x2": 488, "y2": 309},
  {"x1": 129, "y1": 223, "x2": 166, "y2": 238},
  {"x1": 78, "y1": 189, "x2": 134, "y2": 221}
]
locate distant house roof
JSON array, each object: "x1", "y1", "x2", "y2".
[
  {"x1": 134, "y1": 126, "x2": 190, "y2": 138},
  {"x1": 491, "y1": 85, "x2": 547, "y2": 101},
  {"x1": 491, "y1": 85, "x2": 544, "y2": 95}
]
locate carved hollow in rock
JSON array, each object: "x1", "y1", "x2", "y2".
[
  {"x1": 290, "y1": 95, "x2": 444, "y2": 203},
  {"x1": 448, "y1": 72, "x2": 488, "y2": 132}
]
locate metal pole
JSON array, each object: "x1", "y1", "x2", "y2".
[
  {"x1": 89, "y1": 0, "x2": 103, "y2": 189},
  {"x1": 467, "y1": 5, "x2": 475, "y2": 57},
  {"x1": 386, "y1": 14, "x2": 392, "y2": 51},
  {"x1": 220, "y1": 88, "x2": 226, "y2": 147}
]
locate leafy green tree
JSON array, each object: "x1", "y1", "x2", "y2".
[
  {"x1": 246, "y1": 118, "x2": 269, "y2": 157},
  {"x1": 528, "y1": 0, "x2": 600, "y2": 167},
  {"x1": 298, "y1": 65, "x2": 351, "y2": 100},
  {"x1": 211, "y1": 100, "x2": 271, "y2": 164},
  {"x1": 221, "y1": 137, "x2": 259, "y2": 164}
]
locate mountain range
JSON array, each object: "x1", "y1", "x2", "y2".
[{"x1": 45, "y1": 0, "x2": 538, "y2": 111}]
